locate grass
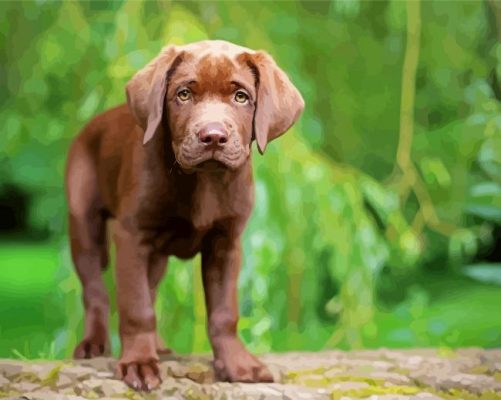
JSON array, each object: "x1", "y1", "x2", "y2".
[
  {"x1": 0, "y1": 242, "x2": 59, "y2": 293},
  {"x1": 0, "y1": 241, "x2": 500, "y2": 359},
  {"x1": 0, "y1": 241, "x2": 66, "y2": 359},
  {"x1": 371, "y1": 267, "x2": 501, "y2": 349}
]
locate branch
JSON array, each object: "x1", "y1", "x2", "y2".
[{"x1": 386, "y1": 0, "x2": 457, "y2": 238}]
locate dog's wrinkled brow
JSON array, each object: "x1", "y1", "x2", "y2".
[
  {"x1": 230, "y1": 80, "x2": 252, "y2": 96},
  {"x1": 178, "y1": 79, "x2": 197, "y2": 87}
]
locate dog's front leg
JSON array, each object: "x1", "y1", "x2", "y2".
[
  {"x1": 202, "y1": 229, "x2": 273, "y2": 383},
  {"x1": 114, "y1": 221, "x2": 161, "y2": 391}
]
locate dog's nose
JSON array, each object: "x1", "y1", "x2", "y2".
[{"x1": 198, "y1": 122, "x2": 228, "y2": 147}]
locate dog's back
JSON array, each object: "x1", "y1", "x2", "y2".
[{"x1": 66, "y1": 104, "x2": 137, "y2": 218}]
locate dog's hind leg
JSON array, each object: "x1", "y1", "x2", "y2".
[{"x1": 66, "y1": 140, "x2": 110, "y2": 359}]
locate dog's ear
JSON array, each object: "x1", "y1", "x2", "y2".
[
  {"x1": 250, "y1": 52, "x2": 304, "y2": 154},
  {"x1": 125, "y1": 45, "x2": 182, "y2": 144}
]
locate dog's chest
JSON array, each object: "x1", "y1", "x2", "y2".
[
  {"x1": 149, "y1": 217, "x2": 205, "y2": 259},
  {"x1": 149, "y1": 180, "x2": 235, "y2": 258}
]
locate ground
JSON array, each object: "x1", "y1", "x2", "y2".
[{"x1": 1, "y1": 349, "x2": 500, "y2": 399}]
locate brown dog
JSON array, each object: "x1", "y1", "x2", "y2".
[{"x1": 65, "y1": 40, "x2": 304, "y2": 391}]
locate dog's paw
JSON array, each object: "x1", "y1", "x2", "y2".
[
  {"x1": 213, "y1": 341, "x2": 273, "y2": 383},
  {"x1": 73, "y1": 337, "x2": 110, "y2": 359},
  {"x1": 116, "y1": 360, "x2": 161, "y2": 391},
  {"x1": 117, "y1": 331, "x2": 161, "y2": 391}
]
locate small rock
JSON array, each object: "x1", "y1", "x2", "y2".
[
  {"x1": 372, "y1": 361, "x2": 393, "y2": 371},
  {"x1": 331, "y1": 381, "x2": 370, "y2": 391},
  {"x1": 95, "y1": 371, "x2": 114, "y2": 379},
  {"x1": 83, "y1": 378, "x2": 104, "y2": 389},
  {"x1": 370, "y1": 371, "x2": 411, "y2": 385},
  {"x1": 0, "y1": 373, "x2": 9, "y2": 386},
  {"x1": 10, "y1": 381, "x2": 40, "y2": 392},
  {"x1": 56, "y1": 373, "x2": 73, "y2": 389},
  {"x1": 161, "y1": 376, "x2": 203, "y2": 398},
  {"x1": 15, "y1": 388, "x2": 78, "y2": 400},
  {"x1": 440, "y1": 373, "x2": 499, "y2": 393},
  {"x1": 179, "y1": 384, "x2": 212, "y2": 399},
  {"x1": 24, "y1": 363, "x2": 61, "y2": 380},
  {"x1": 292, "y1": 374, "x2": 329, "y2": 387},
  {"x1": 267, "y1": 363, "x2": 285, "y2": 382},
  {"x1": 412, "y1": 393, "x2": 443, "y2": 400},
  {"x1": 60, "y1": 387, "x2": 80, "y2": 397},
  {"x1": 100, "y1": 378, "x2": 128, "y2": 397},
  {"x1": 407, "y1": 356, "x2": 424, "y2": 366},
  {"x1": 185, "y1": 362, "x2": 214, "y2": 383},
  {"x1": 282, "y1": 384, "x2": 331, "y2": 399},
  {"x1": 323, "y1": 367, "x2": 346, "y2": 379},
  {"x1": 75, "y1": 357, "x2": 113, "y2": 372},
  {"x1": 161, "y1": 361, "x2": 189, "y2": 378},
  {"x1": 0, "y1": 362, "x2": 23, "y2": 378},
  {"x1": 59, "y1": 365, "x2": 94, "y2": 381},
  {"x1": 98, "y1": 398, "x2": 126, "y2": 400},
  {"x1": 234, "y1": 383, "x2": 284, "y2": 399}
]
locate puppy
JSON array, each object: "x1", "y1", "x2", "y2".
[{"x1": 65, "y1": 40, "x2": 304, "y2": 390}]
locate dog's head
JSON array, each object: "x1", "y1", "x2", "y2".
[{"x1": 126, "y1": 40, "x2": 304, "y2": 171}]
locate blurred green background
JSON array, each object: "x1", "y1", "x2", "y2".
[{"x1": 0, "y1": 0, "x2": 500, "y2": 360}]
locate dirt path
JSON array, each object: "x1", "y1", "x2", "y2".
[{"x1": 1, "y1": 349, "x2": 500, "y2": 399}]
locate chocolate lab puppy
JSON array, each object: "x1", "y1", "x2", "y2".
[{"x1": 65, "y1": 40, "x2": 304, "y2": 391}]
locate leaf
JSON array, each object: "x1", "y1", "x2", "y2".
[
  {"x1": 360, "y1": 175, "x2": 399, "y2": 225},
  {"x1": 465, "y1": 182, "x2": 501, "y2": 222},
  {"x1": 78, "y1": 90, "x2": 101, "y2": 121},
  {"x1": 161, "y1": 5, "x2": 209, "y2": 44},
  {"x1": 449, "y1": 229, "x2": 478, "y2": 263},
  {"x1": 461, "y1": 263, "x2": 501, "y2": 286},
  {"x1": 331, "y1": 0, "x2": 361, "y2": 17},
  {"x1": 478, "y1": 137, "x2": 501, "y2": 183},
  {"x1": 418, "y1": 157, "x2": 451, "y2": 187}
]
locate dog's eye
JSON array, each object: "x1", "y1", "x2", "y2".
[
  {"x1": 234, "y1": 90, "x2": 249, "y2": 104},
  {"x1": 177, "y1": 89, "x2": 192, "y2": 102}
]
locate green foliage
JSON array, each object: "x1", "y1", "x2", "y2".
[
  {"x1": 461, "y1": 263, "x2": 501, "y2": 286},
  {"x1": 0, "y1": 0, "x2": 500, "y2": 357}
]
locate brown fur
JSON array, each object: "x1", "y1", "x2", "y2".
[{"x1": 65, "y1": 40, "x2": 304, "y2": 391}]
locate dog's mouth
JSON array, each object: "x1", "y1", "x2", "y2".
[
  {"x1": 176, "y1": 139, "x2": 249, "y2": 172},
  {"x1": 193, "y1": 159, "x2": 228, "y2": 171}
]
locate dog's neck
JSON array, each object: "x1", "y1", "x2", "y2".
[{"x1": 135, "y1": 126, "x2": 254, "y2": 228}]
